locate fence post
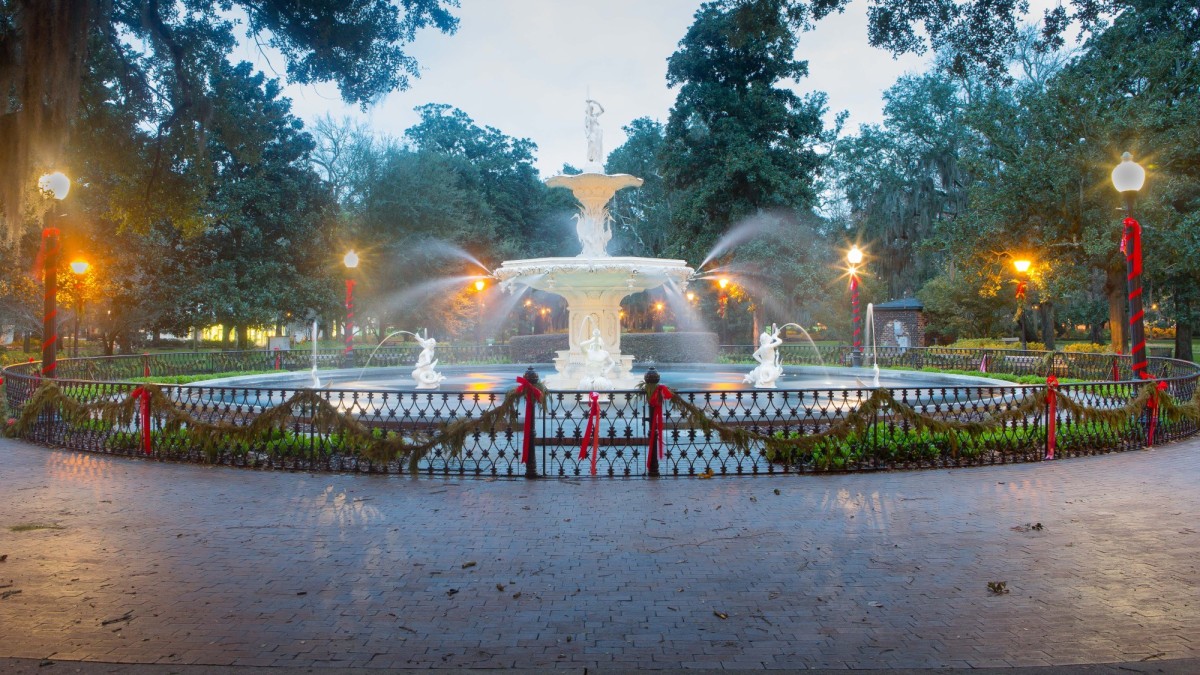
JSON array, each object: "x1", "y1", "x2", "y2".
[
  {"x1": 645, "y1": 367, "x2": 661, "y2": 477},
  {"x1": 522, "y1": 366, "x2": 540, "y2": 479}
]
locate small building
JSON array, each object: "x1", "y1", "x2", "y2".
[{"x1": 872, "y1": 297, "x2": 926, "y2": 349}]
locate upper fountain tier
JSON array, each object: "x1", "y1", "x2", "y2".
[{"x1": 545, "y1": 172, "x2": 641, "y2": 258}]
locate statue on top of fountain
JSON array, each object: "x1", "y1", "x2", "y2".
[
  {"x1": 744, "y1": 324, "x2": 784, "y2": 389},
  {"x1": 585, "y1": 98, "x2": 604, "y2": 171}
]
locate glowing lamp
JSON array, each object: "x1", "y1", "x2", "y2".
[
  {"x1": 69, "y1": 260, "x2": 89, "y2": 275},
  {"x1": 474, "y1": 280, "x2": 486, "y2": 292},
  {"x1": 343, "y1": 250, "x2": 359, "y2": 268},
  {"x1": 38, "y1": 172, "x2": 70, "y2": 200},
  {"x1": 1013, "y1": 259, "x2": 1031, "y2": 274},
  {"x1": 718, "y1": 277, "x2": 729, "y2": 290},
  {"x1": 1111, "y1": 152, "x2": 1146, "y2": 193},
  {"x1": 847, "y1": 246, "x2": 863, "y2": 265}
]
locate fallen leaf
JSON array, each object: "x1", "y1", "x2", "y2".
[
  {"x1": 512, "y1": 592, "x2": 521, "y2": 599},
  {"x1": 773, "y1": 489, "x2": 781, "y2": 495},
  {"x1": 713, "y1": 611, "x2": 728, "y2": 620},
  {"x1": 462, "y1": 561, "x2": 477, "y2": 569},
  {"x1": 697, "y1": 469, "x2": 714, "y2": 479},
  {"x1": 446, "y1": 588, "x2": 459, "y2": 596},
  {"x1": 0, "y1": 554, "x2": 7, "y2": 562},
  {"x1": 495, "y1": 584, "x2": 505, "y2": 591},
  {"x1": 987, "y1": 581, "x2": 1009, "y2": 595}
]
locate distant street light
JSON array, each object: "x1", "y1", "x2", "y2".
[
  {"x1": 69, "y1": 260, "x2": 89, "y2": 358},
  {"x1": 342, "y1": 251, "x2": 359, "y2": 367},
  {"x1": 1112, "y1": 152, "x2": 1148, "y2": 379},
  {"x1": 716, "y1": 277, "x2": 730, "y2": 344},
  {"x1": 1012, "y1": 258, "x2": 1033, "y2": 350},
  {"x1": 38, "y1": 172, "x2": 70, "y2": 377},
  {"x1": 847, "y1": 246, "x2": 864, "y2": 367}
]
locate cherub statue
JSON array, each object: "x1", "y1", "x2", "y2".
[
  {"x1": 743, "y1": 324, "x2": 784, "y2": 388},
  {"x1": 412, "y1": 332, "x2": 445, "y2": 389}
]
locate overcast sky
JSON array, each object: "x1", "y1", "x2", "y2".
[{"x1": 238, "y1": 0, "x2": 931, "y2": 177}]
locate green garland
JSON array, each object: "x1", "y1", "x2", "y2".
[
  {"x1": 643, "y1": 380, "x2": 1200, "y2": 464},
  {"x1": 7, "y1": 377, "x2": 1195, "y2": 472},
  {"x1": 5, "y1": 379, "x2": 548, "y2": 472}
]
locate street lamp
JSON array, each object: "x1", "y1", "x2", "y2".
[
  {"x1": 342, "y1": 250, "x2": 359, "y2": 367},
  {"x1": 847, "y1": 246, "x2": 864, "y2": 367},
  {"x1": 1112, "y1": 152, "x2": 1148, "y2": 379},
  {"x1": 38, "y1": 172, "x2": 70, "y2": 377},
  {"x1": 716, "y1": 277, "x2": 730, "y2": 343},
  {"x1": 1013, "y1": 258, "x2": 1032, "y2": 350},
  {"x1": 474, "y1": 279, "x2": 486, "y2": 346},
  {"x1": 69, "y1": 260, "x2": 89, "y2": 358}
]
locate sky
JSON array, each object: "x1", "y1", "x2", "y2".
[{"x1": 237, "y1": 0, "x2": 931, "y2": 178}]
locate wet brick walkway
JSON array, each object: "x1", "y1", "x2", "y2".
[{"x1": 0, "y1": 437, "x2": 1197, "y2": 670}]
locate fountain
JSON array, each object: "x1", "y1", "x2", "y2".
[{"x1": 494, "y1": 99, "x2": 694, "y2": 389}]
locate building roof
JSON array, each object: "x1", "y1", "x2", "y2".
[{"x1": 874, "y1": 297, "x2": 924, "y2": 310}]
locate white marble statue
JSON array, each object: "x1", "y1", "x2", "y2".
[
  {"x1": 578, "y1": 325, "x2": 616, "y2": 390},
  {"x1": 893, "y1": 320, "x2": 910, "y2": 352},
  {"x1": 412, "y1": 333, "x2": 446, "y2": 389},
  {"x1": 743, "y1": 324, "x2": 784, "y2": 388},
  {"x1": 585, "y1": 98, "x2": 605, "y2": 169}
]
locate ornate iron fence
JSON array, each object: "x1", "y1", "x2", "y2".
[{"x1": 4, "y1": 348, "x2": 1197, "y2": 478}]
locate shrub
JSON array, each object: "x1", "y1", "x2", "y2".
[
  {"x1": 948, "y1": 338, "x2": 1045, "y2": 351},
  {"x1": 1061, "y1": 342, "x2": 1113, "y2": 354}
]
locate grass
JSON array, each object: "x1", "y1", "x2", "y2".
[{"x1": 127, "y1": 369, "x2": 286, "y2": 385}]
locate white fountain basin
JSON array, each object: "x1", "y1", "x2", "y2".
[{"x1": 495, "y1": 256, "x2": 694, "y2": 389}]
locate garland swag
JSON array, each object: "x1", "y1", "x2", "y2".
[
  {"x1": 6, "y1": 378, "x2": 548, "y2": 471},
  {"x1": 642, "y1": 380, "x2": 1200, "y2": 463}
]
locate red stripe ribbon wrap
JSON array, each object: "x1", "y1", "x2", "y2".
[
  {"x1": 1146, "y1": 380, "x2": 1168, "y2": 447},
  {"x1": 1045, "y1": 375, "x2": 1059, "y2": 460},
  {"x1": 579, "y1": 391, "x2": 601, "y2": 475},
  {"x1": 515, "y1": 376, "x2": 543, "y2": 464},
  {"x1": 131, "y1": 386, "x2": 152, "y2": 454},
  {"x1": 648, "y1": 384, "x2": 673, "y2": 469}
]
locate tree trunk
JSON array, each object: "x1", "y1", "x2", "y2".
[
  {"x1": 118, "y1": 331, "x2": 132, "y2": 355},
  {"x1": 1106, "y1": 266, "x2": 1127, "y2": 353},
  {"x1": 1040, "y1": 302, "x2": 1055, "y2": 350},
  {"x1": 222, "y1": 323, "x2": 233, "y2": 348},
  {"x1": 1175, "y1": 321, "x2": 1193, "y2": 362},
  {"x1": 22, "y1": 330, "x2": 30, "y2": 352}
]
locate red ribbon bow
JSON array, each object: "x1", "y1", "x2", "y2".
[
  {"x1": 579, "y1": 391, "x2": 601, "y2": 475},
  {"x1": 131, "y1": 386, "x2": 152, "y2": 455},
  {"x1": 515, "y1": 376, "x2": 544, "y2": 464},
  {"x1": 1045, "y1": 375, "x2": 1059, "y2": 460},
  {"x1": 648, "y1": 384, "x2": 673, "y2": 470},
  {"x1": 1146, "y1": 380, "x2": 1169, "y2": 447},
  {"x1": 1121, "y1": 217, "x2": 1142, "y2": 277}
]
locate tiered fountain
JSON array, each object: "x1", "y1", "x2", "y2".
[{"x1": 494, "y1": 100, "x2": 694, "y2": 389}]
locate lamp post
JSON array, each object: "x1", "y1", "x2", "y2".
[
  {"x1": 717, "y1": 277, "x2": 729, "y2": 344},
  {"x1": 847, "y1": 246, "x2": 864, "y2": 367},
  {"x1": 342, "y1": 250, "x2": 359, "y2": 367},
  {"x1": 38, "y1": 172, "x2": 70, "y2": 378},
  {"x1": 474, "y1": 279, "x2": 486, "y2": 347},
  {"x1": 69, "y1": 260, "x2": 89, "y2": 358},
  {"x1": 1112, "y1": 152, "x2": 1148, "y2": 380},
  {"x1": 1013, "y1": 258, "x2": 1032, "y2": 351}
]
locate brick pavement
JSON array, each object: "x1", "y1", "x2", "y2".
[{"x1": 0, "y1": 437, "x2": 1197, "y2": 670}]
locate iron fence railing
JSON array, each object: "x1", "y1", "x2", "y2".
[{"x1": 4, "y1": 348, "x2": 1197, "y2": 478}]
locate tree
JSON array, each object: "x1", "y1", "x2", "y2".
[
  {"x1": 833, "y1": 73, "x2": 973, "y2": 298},
  {"x1": 604, "y1": 118, "x2": 672, "y2": 258},
  {"x1": 1, "y1": 0, "x2": 459, "y2": 241},
  {"x1": 661, "y1": 0, "x2": 833, "y2": 337}
]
